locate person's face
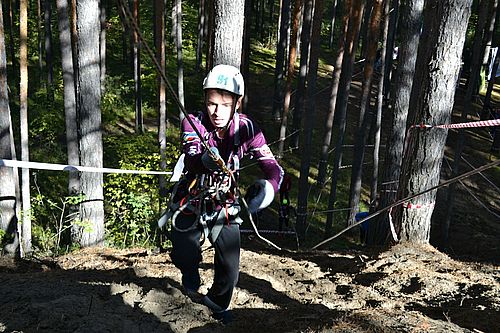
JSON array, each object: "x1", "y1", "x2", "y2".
[{"x1": 205, "y1": 89, "x2": 241, "y2": 129}]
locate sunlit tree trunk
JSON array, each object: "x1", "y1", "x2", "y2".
[
  {"x1": 211, "y1": 0, "x2": 245, "y2": 67},
  {"x1": 5, "y1": 0, "x2": 16, "y2": 74},
  {"x1": 100, "y1": 0, "x2": 106, "y2": 94},
  {"x1": 382, "y1": 0, "x2": 398, "y2": 101},
  {"x1": 44, "y1": 0, "x2": 54, "y2": 100},
  {"x1": 329, "y1": 0, "x2": 338, "y2": 49},
  {"x1": 19, "y1": 0, "x2": 31, "y2": 256},
  {"x1": 174, "y1": 0, "x2": 185, "y2": 121},
  {"x1": 395, "y1": 0, "x2": 472, "y2": 243},
  {"x1": 75, "y1": 0, "x2": 104, "y2": 247},
  {"x1": 195, "y1": 0, "x2": 206, "y2": 71},
  {"x1": 241, "y1": 0, "x2": 253, "y2": 112},
  {"x1": 156, "y1": 0, "x2": 167, "y2": 196}
]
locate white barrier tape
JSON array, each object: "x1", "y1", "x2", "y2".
[
  {"x1": 0, "y1": 159, "x2": 172, "y2": 175},
  {"x1": 411, "y1": 118, "x2": 500, "y2": 130},
  {"x1": 240, "y1": 229, "x2": 296, "y2": 235}
]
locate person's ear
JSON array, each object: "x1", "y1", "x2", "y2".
[{"x1": 236, "y1": 96, "x2": 243, "y2": 110}]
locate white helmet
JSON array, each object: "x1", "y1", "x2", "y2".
[{"x1": 203, "y1": 64, "x2": 245, "y2": 96}]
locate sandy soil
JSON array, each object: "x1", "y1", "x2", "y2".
[{"x1": 1, "y1": 241, "x2": 498, "y2": 333}]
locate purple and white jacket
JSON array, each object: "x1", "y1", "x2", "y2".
[{"x1": 181, "y1": 111, "x2": 283, "y2": 193}]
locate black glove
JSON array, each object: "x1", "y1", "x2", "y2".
[
  {"x1": 201, "y1": 147, "x2": 222, "y2": 171},
  {"x1": 245, "y1": 179, "x2": 275, "y2": 214}
]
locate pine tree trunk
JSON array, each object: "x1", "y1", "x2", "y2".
[
  {"x1": 278, "y1": 0, "x2": 302, "y2": 157},
  {"x1": 296, "y1": 0, "x2": 325, "y2": 240},
  {"x1": 75, "y1": 0, "x2": 104, "y2": 247},
  {"x1": 347, "y1": 0, "x2": 383, "y2": 226},
  {"x1": 211, "y1": 0, "x2": 245, "y2": 67},
  {"x1": 382, "y1": 0, "x2": 399, "y2": 101},
  {"x1": 44, "y1": 0, "x2": 54, "y2": 100},
  {"x1": 272, "y1": 0, "x2": 291, "y2": 122},
  {"x1": 56, "y1": 0, "x2": 79, "y2": 197},
  {"x1": 175, "y1": 0, "x2": 185, "y2": 121},
  {"x1": 317, "y1": 0, "x2": 350, "y2": 187},
  {"x1": 241, "y1": 0, "x2": 253, "y2": 112},
  {"x1": 195, "y1": 0, "x2": 206, "y2": 71},
  {"x1": 395, "y1": 0, "x2": 473, "y2": 244},
  {"x1": 0, "y1": 1, "x2": 19, "y2": 255},
  {"x1": 368, "y1": 0, "x2": 424, "y2": 246},
  {"x1": 290, "y1": 0, "x2": 314, "y2": 149},
  {"x1": 329, "y1": 0, "x2": 338, "y2": 49},
  {"x1": 132, "y1": 0, "x2": 142, "y2": 133},
  {"x1": 100, "y1": 1, "x2": 106, "y2": 94},
  {"x1": 5, "y1": 0, "x2": 16, "y2": 74},
  {"x1": 19, "y1": 0, "x2": 31, "y2": 256},
  {"x1": 156, "y1": 0, "x2": 167, "y2": 197}
]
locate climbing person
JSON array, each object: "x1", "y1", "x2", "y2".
[{"x1": 168, "y1": 64, "x2": 284, "y2": 323}]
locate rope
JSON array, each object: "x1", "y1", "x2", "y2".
[
  {"x1": 117, "y1": 0, "x2": 281, "y2": 250},
  {"x1": 312, "y1": 158, "x2": 500, "y2": 250}
]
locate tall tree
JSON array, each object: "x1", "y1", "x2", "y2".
[
  {"x1": 289, "y1": 0, "x2": 314, "y2": 149},
  {"x1": 442, "y1": 0, "x2": 491, "y2": 247},
  {"x1": 19, "y1": 0, "x2": 31, "y2": 255},
  {"x1": 272, "y1": 0, "x2": 291, "y2": 122},
  {"x1": 56, "y1": 0, "x2": 79, "y2": 196},
  {"x1": 329, "y1": 0, "x2": 338, "y2": 49},
  {"x1": 195, "y1": 0, "x2": 206, "y2": 71},
  {"x1": 174, "y1": 0, "x2": 185, "y2": 121},
  {"x1": 367, "y1": 0, "x2": 424, "y2": 245},
  {"x1": 347, "y1": 0, "x2": 383, "y2": 226},
  {"x1": 0, "y1": 0, "x2": 19, "y2": 255},
  {"x1": 324, "y1": 0, "x2": 364, "y2": 237},
  {"x1": 382, "y1": 0, "x2": 399, "y2": 101},
  {"x1": 211, "y1": 0, "x2": 245, "y2": 67},
  {"x1": 44, "y1": 0, "x2": 54, "y2": 100},
  {"x1": 296, "y1": 0, "x2": 325, "y2": 240},
  {"x1": 277, "y1": 0, "x2": 302, "y2": 157},
  {"x1": 395, "y1": 0, "x2": 473, "y2": 243},
  {"x1": 317, "y1": 0, "x2": 350, "y2": 186},
  {"x1": 100, "y1": 0, "x2": 106, "y2": 94},
  {"x1": 156, "y1": 0, "x2": 167, "y2": 196},
  {"x1": 75, "y1": 0, "x2": 104, "y2": 247},
  {"x1": 132, "y1": 0, "x2": 142, "y2": 133}
]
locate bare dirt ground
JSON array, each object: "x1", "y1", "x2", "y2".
[{"x1": 1, "y1": 241, "x2": 498, "y2": 333}]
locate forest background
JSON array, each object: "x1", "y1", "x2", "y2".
[{"x1": 0, "y1": 0, "x2": 498, "y2": 263}]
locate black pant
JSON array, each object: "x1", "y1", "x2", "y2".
[{"x1": 170, "y1": 212, "x2": 241, "y2": 310}]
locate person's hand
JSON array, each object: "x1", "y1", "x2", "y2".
[
  {"x1": 201, "y1": 147, "x2": 222, "y2": 171},
  {"x1": 245, "y1": 179, "x2": 275, "y2": 214}
]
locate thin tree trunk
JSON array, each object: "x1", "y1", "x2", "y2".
[
  {"x1": 133, "y1": 0, "x2": 142, "y2": 133},
  {"x1": 175, "y1": 0, "x2": 185, "y2": 121},
  {"x1": 44, "y1": 0, "x2": 54, "y2": 100},
  {"x1": 317, "y1": 0, "x2": 349, "y2": 187},
  {"x1": 367, "y1": 0, "x2": 424, "y2": 246},
  {"x1": 37, "y1": 0, "x2": 44, "y2": 81},
  {"x1": 56, "y1": 0, "x2": 79, "y2": 197},
  {"x1": 359, "y1": 0, "x2": 373, "y2": 61},
  {"x1": 195, "y1": 0, "x2": 205, "y2": 72},
  {"x1": 0, "y1": 0, "x2": 20, "y2": 255},
  {"x1": 481, "y1": 0, "x2": 499, "y2": 117},
  {"x1": 442, "y1": 0, "x2": 490, "y2": 248},
  {"x1": 329, "y1": 0, "x2": 338, "y2": 49},
  {"x1": 324, "y1": 0, "x2": 364, "y2": 236},
  {"x1": 382, "y1": 0, "x2": 398, "y2": 101},
  {"x1": 242, "y1": 0, "x2": 253, "y2": 112},
  {"x1": 272, "y1": 0, "x2": 291, "y2": 122},
  {"x1": 5, "y1": 0, "x2": 16, "y2": 73},
  {"x1": 347, "y1": 0, "x2": 383, "y2": 226},
  {"x1": 395, "y1": 0, "x2": 472, "y2": 243},
  {"x1": 296, "y1": 0, "x2": 325, "y2": 240},
  {"x1": 75, "y1": 0, "x2": 104, "y2": 247},
  {"x1": 278, "y1": 0, "x2": 302, "y2": 157},
  {"x1": 370, "y1": 0, "x2": 391, "y2": 211},
  {"x1": 71, "y1": 0, "x2": 78, "y2": 94},
  {"x1": 483, "y1": 47, "x2": 500, "y2": 117},
  {"x1": 100, "y1": 0, "x2": 106, "y2": 94},
  {"x1": 290, "y1": 0, "x2": 314, "y2": 149},
  {"x1": 155, "y1": 0, "x2": 167, "y2": 197}
]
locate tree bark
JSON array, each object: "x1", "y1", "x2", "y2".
[
  {"x1": 272, "y1": 0, "x2": 291, "y2": 122},
  {"x1": 395, "y1": 0, "x2": 473, "y2": 243},
  {"x1": 368, "y1": 0, "x2": 424, "y2": 246},
  {"x1": 75, "y1": 0, "x2": 104, "y2": 247},
  {"x1": 317, "y1": 0, "x2": 349, "y2": 187},
  {"x1": 195, "y1": 0, "x2": 206, "y2": 72},
  {"x1": 382, "y1": 0, "x2": 399, "y2": 101},
  {"x1": 329, "y1": 0, "x2": 338, "y2": 49},
  {"x1": 296, "y1": 0, "x2": 325, "y2": 240},
  {"x1": 175, "y1": 0, "x2": 185, "y2": 121},
  {"x1": 44, "y1": 0, "x2": 54, "y2": 100},
  {"x1": 100, "y1": 0, "x2": 106, "y2": 94},
  {"x1": 56, "y1": 0, "x2": 79, "y2": 197},
  {"x1": 278, "y1": 0, "x2": 302, "y2": 157},
  {"x1": 132, "y1": 0, "x2": 142, "y2": 133},
  {"x1": 290, "y1": 0, "x2": 314, "y2": 149},
  {"x1": 211, "y1": 0, "x2": 245, "y2": 68},
  {"x1": 0, "y1": 0, "x2": 19, "y2": 255},
  {"x1": 347, "y1": 0, "x2": 383, "y2": 226}
]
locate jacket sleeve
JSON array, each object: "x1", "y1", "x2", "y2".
[
  {"x1": 181, "y1": 114, "x2": 208, "y2": 174},
  {"x1": 242, "y1": 117, "x2": 283, "y2": 193}
]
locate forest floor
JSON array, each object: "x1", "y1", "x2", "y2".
[
  {"x1": 1, "y1": 57, "x2": 500, "y2": 332},
  {"x1": 0, "y1": 242, "x2": 498, "y2": 332}
]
